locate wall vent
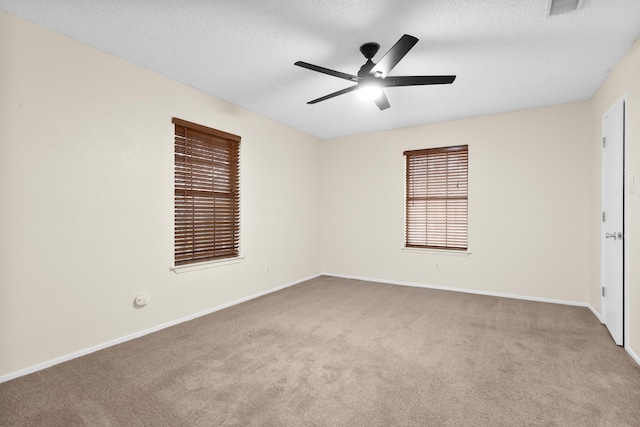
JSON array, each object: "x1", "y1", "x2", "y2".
[{"x1": 546, "y1": 0, "x2": 587, "y2": 16}]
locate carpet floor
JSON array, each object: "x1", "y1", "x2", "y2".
[{"x1": 1, "y1": 275, "x2": 639, "y2": 426}]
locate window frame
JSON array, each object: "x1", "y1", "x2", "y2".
[
  {"x1": 404, "y1": 145, "x2": 468, "y2": 251},
  {"x1": 173, "y1": 117, "x2": 241, "y2": 267}
]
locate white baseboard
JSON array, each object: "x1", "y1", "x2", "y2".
[
  {"x1": 3, "y1": 271, "x2": 636, "y2": 383},
  {"x1": 627, "y1": 346, "x2": 640, "y2": 366},
  {"x1": 322, "y1": 272, "x2": 594, "y2": 308},
  {"x1": 587, "y1": 304, "x2": 604, "y2": 323},
  {"x1": 0, "y1": 273, "x2": 321, "y2": 384}
]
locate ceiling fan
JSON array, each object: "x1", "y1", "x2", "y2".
[{"x1": 294, "y1": 34, "x2": 456, "y2": 110}]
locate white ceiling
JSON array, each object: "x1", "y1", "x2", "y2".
[{"x1": 2, "y1": 0, "x2": 640, "y2": 139}]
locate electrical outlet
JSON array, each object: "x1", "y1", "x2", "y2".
[
  {"x1": 265, "y1": 265, "x2": 270, "y2": 275},
  {"x1": 435, "y1": 261, "x2": 440, "y2": 270},
  {"x1": 134, "y1": 292, "x2": 151, "y2": 307}
]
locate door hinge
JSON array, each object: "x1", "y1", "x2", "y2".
[
  {"x1": 602, "y1": 211, "x2": 606, "y2": 222},
  {"x1": 603, "y1": 137, "x2": 606, "y2": 147},
  {"x1": 602, "y1": 286, "x2": 605, "y2": 297}
]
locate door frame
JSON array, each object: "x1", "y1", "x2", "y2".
[{"x1": 600, "y1": 93, "x2": 628, "y2": 347}]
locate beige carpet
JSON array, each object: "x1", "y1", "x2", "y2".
[{"x1": 1, "y1": 275, "x2": 639, "y2": 426}]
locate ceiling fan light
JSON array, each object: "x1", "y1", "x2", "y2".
[{"x1": 358, "y1": 84, "x2": 383, "y2": 100}]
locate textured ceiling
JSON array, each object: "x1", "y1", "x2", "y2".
[{"x1": 2, "y1": 0, "x2": 640, "y2": 139}]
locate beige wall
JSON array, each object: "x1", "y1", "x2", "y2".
[
  {"x1": 0, "y1": 11, "x2": 321, "y2": 377},
  {"x1": 321, "y1": 102, "x2": 592, "y2": 303},
  {"x1": 590, "y1": 37, "x2": 640, "y2": 358}
]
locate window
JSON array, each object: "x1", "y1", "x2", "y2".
[
  {"x1": 173, "y1": 118, "x2": 240, "y2": 266},
  {"x1": 404, "y1": 145, "x2": 468, "y2": 250}
]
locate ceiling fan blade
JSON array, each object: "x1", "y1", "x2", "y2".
[
  {"x1": 373, "y1": 90, "x2": 391, "y2": 110},
  {"x1": 383, "y1": 75, "x2": 456, "y2": 87},
  {"x1": 370, "y1": 34, "x2": 418, "y2": 77},
  {"x1": 295, "y1": 61, "x2": 358, "y2": 82},
  {"x1": 307, "y1": 85, "x2": 358, "y2": 104}
]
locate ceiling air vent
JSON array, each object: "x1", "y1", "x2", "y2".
[{"x1": 546, "y1": 0, "x2": 586, "y2": 16}]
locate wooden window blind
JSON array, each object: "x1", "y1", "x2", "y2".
[
  {"x1": 173, "y1": 118, "x2": 240, "y2": 266},
  {"x1": 404, "y1": 145, "x2": 468, "y2": 250}
]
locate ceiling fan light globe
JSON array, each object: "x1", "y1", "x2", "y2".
[{"x1": 358, "y1": 85, "x2": 383, "y2": 100}]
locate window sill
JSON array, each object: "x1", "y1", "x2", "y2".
[
  {"x1": 171, "y1": 256, "x2": 244, "y2": 274},
  {"x1": 401, "y1": 247, "x2": 471, "y2": 256}
]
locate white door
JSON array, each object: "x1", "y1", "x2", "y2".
[{"x1": 601, "y1": 98, "x2": 625, "y2": 346}]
